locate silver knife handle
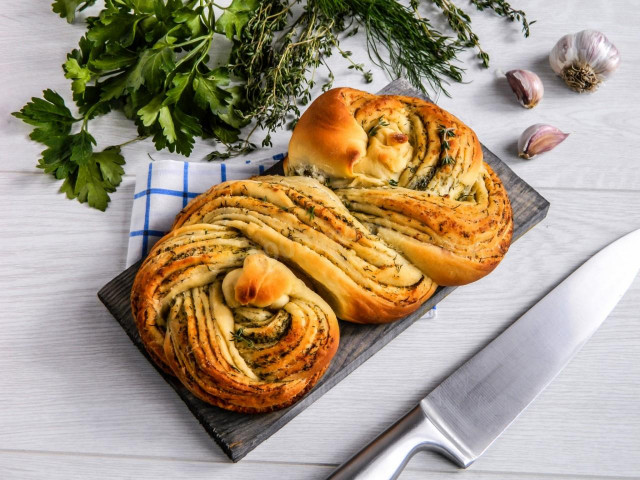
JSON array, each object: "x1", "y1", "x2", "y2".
[{"x1": 327, "y1": 405, "x2": 474, "y2": 480}]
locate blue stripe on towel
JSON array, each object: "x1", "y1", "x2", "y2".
[
  {"x1": 142, "y1": 163, "x2": 153, "y2": 256},
  {"x1": 183, "y1": 162, "x2": 189, "y2": 208}
]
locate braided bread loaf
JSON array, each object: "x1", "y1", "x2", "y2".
[{"x1": 131, "y1": 88, "x2": 513, "y2": 413}]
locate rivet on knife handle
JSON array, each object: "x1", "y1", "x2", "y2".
[{"x1": 327, "y1": 405, "x2": 474, "y2": 480}]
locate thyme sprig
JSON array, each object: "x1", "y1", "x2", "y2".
[
  {"x1": 231, "y1": 327, "x2": 255, "y2": 348},
  {"x1": 438, "y1": 124, "x2": 457, "y2": 166},
  {"x1": 368, "y1": 116, "x2": 390, "y2": 137}
]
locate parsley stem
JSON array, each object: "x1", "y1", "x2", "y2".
[
  {"x1": 81, "y1": 102, "x2": 104, "y2": 131},
  {"x1": 169, "y1": 35, "x2": 212, "y2": 49},
  {"x1": 164, "y1": 39, "x2": 208, "y2": 89},
  {"x1": 115, "y1": 135, "x2": 149, "y2": 149}
]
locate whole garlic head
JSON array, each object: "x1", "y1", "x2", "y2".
[{"x1": 549, "y1": 29, "x2": 620, "y2": 93}]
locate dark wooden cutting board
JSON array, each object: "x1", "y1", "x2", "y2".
[{"x1": 98, "y1": 78, "x2": 550, "y2": 462}]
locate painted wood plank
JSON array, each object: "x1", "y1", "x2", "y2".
[
  {"x1": 0, "y1": 171, "x2": 639, "y2": 476},
  {"x1": 1, "y1": 0, "x2": 640, "y2": 478},
  {"x1": 4, "y1": 450, "x2": 631, "y2": 480}
]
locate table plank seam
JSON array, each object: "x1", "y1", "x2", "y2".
[
  {"x1": 1, "y1": 449, "x2": 637, "y2": 480},
  {"x1": 1, "y1": 170, "x2": 639, "y2": 195}
]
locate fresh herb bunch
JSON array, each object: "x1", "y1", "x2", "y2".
[
  {"x1": 14, "y1": 0, "x2": 531, "y2": 210},
  {"x1": 14, "y1": 0, "x2": 249, "y2": 209}
]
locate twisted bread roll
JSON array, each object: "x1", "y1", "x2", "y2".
[
  {"x1": 132, "y1": 238, "x2": 339, "y2": 413},
  {"x1": 286, "y1": 88, "x2": 513, "y2": 286},
  {"x1": 131, "y1": 87, "x2": 513, "y2": 412}
]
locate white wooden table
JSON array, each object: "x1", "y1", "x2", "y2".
[{"x1": 1, "y1": 2, "x2": 639, "y2": 479}]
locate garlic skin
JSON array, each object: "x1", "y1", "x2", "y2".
[
  {"x1": 518, "y1": 124, "x2": 569, "y2": 159},
  {"x1": 549, "y1": 30, "x2": 620, "y2": 93},
  {"x1": 505, "y1": 69, "x2": 544, "y2": 108}
]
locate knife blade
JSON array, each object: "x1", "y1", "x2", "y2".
[{"x1": 328, "y1": 228, "x2": 640, "y2": 480}]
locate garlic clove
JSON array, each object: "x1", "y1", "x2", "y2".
[
  {"x1": 518, "y1": 124, "x2": 569, "y2": 159},
  {"x1": 505, "y1": 69, "x2": 544, "y2": 108},
  {"x1": 549, "y1": 29, "x2": 620, "y2": 93}
]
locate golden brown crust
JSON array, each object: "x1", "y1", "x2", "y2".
[
  {"x1": 170, "y1": 175, "x2": 436, "y2": 324},
  {"x1": 131, "y1": 87, "x2": 513, "y2": 413},
  {"x1": 232, "y1": 254, "x2": 295, "y2": 307},
  {"x1": 286, "y1": 87, "x2": 513, "y2": 286},
  {"x1": 132, "y1": 247, "x2": 339, "y2": 413}
]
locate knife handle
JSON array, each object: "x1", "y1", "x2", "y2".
[{"x1": 327, "y1": 405, "x2": 473, "y2": 480}]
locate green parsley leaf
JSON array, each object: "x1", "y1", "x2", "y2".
[
  {"x1": 94, "y1": 146, "x2": 125, "y2": 188},
  {"x1": 158, "y1": 106, "x2": 176, "y2": 144},
  {"x1": 74, "y1": 160, "x2": 110, "y2": 210},
  {"x1": 172, "y1": 106, "x2": 202, "y2": 155},
  {"x1": 130, "y1": 0, "x2": 157, "y2": 15},
  {"x1": 164, "y1": 72, "x2": 191, "y2": 105},
  {"x1": 127, "y1": 46, "x2": 175, "y2": 91},
  {"x1": 217, "y1": 85, "x2": 248, "y2": 129},
  {"x1": 137, "y1": 95, "x2": 164, "y2": 127},
  {"x1": 12, "y1": 89, "x2": 75, "y2": 134},
  {"x1": 86, "y1": 10, "x2": 137, "y2": 47},
  {"x1": 173, "y1": 6, "x2": 205, "y2": 37},
  {"x1": 52, "y1": 0, "x2": 96, "y2": 24},
  {"x1": 211, "y1": 124, "x2": 241, "y2": 145},
  {"x1": 69, "y1": 130, "x2": 96, "y2": 165},
  {"x1": 193, "y1": 70, "x2": 231, "y2": 115},
  {"x1": 156, "y1": 105, "x2": 201, "y2": 156},
  {"x1": 215, "y1": 0, "x2": 259, "y2": 40},
  {"x1": 64, "y1": 58, "x2": 92, "y2": 95},
  {"x1": 38, "y1": 135, "x2": 75, "y2": 179},
  {"x1": 89, "y1": 47, "x2": 138, "y2": 71},
  {"x1": 99, "y1": 72, "x2": 129, "y2": 101},
  {"x1": 67, "y1": 147, "x2": 125, "y2": 211}
]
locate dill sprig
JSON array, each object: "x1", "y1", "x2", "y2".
[
  {"x1": 230, "y1": 0, "x2": 532, "y2": 150},
  {"x1": 319, "y1": 0, "x2": 465, "y2": 93},
  {"x1": 307, "y1": 205, "x2": 316, "y2": 220},
  {"x1": 432, "y1": 0, "x2": 533, "y2": 67}
]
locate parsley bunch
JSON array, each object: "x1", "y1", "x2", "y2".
[
  {"x1": 14, "y1": 0, "x2": 531, "y2": 210},
  {"x1": 14, "y1": 0, "x2": 250, "y2": 210}
]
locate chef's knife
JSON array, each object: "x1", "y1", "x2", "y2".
[{"x1": 328, "y1": 228, "x2": 640, "y2": 480}]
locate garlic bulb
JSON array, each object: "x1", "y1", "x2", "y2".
[
  {"x1": 518, "y1": 124, "x2": 569, "y2": 159},
  {"x1": 549, "y1": 30, "x2": 620, "y2": 93},
  {"x1": 505, "y1": 69, "x2": 544, "y2": 108}
]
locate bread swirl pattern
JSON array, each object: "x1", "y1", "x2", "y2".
[
  {"x1": 286, "y1": 88, "x2": 513, "y2": 286},
  {"x1": 132, "y1": 236, "x2": 339, "y2": 413},
  {"x1": 131, "y1": 87, "x2": 513, "y2": 413}
]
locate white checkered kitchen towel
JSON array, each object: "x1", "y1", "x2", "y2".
[
  {"x1": 127, "y1": 153, "x2": 284, "y2": 266},
  {"x1": 126, "y1": 155, "x2": 435, "y2": 318}
]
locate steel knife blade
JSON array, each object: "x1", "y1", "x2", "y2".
[{"x1": 328, "y1": 228, "x2": 640, "y2": 480}]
